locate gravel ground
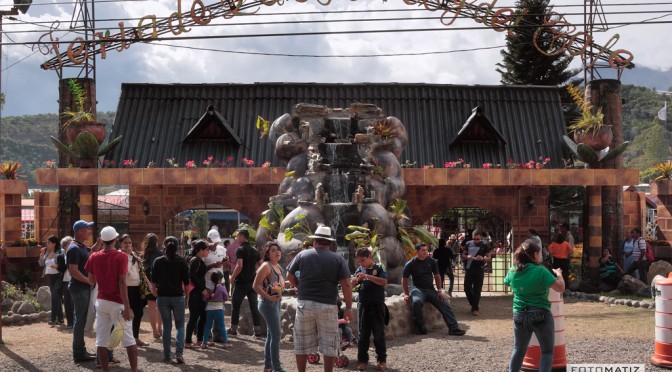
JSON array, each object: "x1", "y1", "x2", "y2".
[{"x1": 0, "y1": 295, "x2": 660, "y2": 372}]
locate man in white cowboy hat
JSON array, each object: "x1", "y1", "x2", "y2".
[{"x1": 287, "y1": 225, "x2": 353, "y2": 372}]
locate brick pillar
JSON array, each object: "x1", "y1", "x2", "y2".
[
  {"x1": 513, "y1": 187, "x2": 550, "y2": 247},
  {"x1": 587, "y1": 186, "x2": 603, "y2": 282},
  {"x1": 0, "y1": 180, "x2": 28, "y2": 246},
  {"x1": 621, "y1": 188, "x2": 646, "y2": 266},
  {"x1": 34, "y1": 191, "x2": 60, "y2": 241},
  {"x1": 79, "y1": 186, "x2": 97, "y2": 245},
  {"x1": 657, "y1": 195, "x2": 672, "y2": 242}
]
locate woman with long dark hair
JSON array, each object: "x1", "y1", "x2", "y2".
[
  {"x1": 253, "y1": 241, "x2": 288, "y2": 372},
  {"x1": 433, "y1": 238, "x2": 455, "y2": 297},
  {"x1": 120, "y1": 234, "x2": 149, "y2": 346},
  {"x1": 39, "y1": 235, "x2": 64, "y2": 325},
  {"x1": 185, "y1": 240, "x2": 209, "y2": 349},
  {"x1": 60, "y1": 236, "x2": 74, "y2": 327},
  {"x1": 151, "y1": 236, "x2": 190, "y2": 364},
  {"x1": 141, "y1": 233, "x2": 163, "y2": 339},
  {"x1": 504, "y1": 242, "x2": 564, "y2": 372}
]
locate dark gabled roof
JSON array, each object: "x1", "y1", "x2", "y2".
[
  {"x1": 451, "y1": 106, "x2": 507, "y2": 147},
  {"x1": 183, "y1": 105, "x2": 242, "y2": 145},
  {"x1": 107, "y1": 83, "x2": 568, "y2": 169}
]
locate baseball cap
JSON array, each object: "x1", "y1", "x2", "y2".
[
  {"x1": 73, "y1": 220, "x2": 94, "y2": 233},
  {"x1": 100, "y1": 226, "x2": 119, "y2": 241},
  {"x1": 207, "y1": 229, "x2": 222, "y2": 243}
]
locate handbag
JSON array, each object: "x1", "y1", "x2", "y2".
[{"x1": 134, "y1": 252, "x2": 151, "y2": 299}]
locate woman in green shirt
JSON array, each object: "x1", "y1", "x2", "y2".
[{"x1": 504, "y1": 241, "x2": 564, "y2": 372}]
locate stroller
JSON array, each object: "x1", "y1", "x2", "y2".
[{"x1": 307, "y1": 324, "x2": 352, "y2": 368}]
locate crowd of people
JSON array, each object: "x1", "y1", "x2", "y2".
[
  {"x1": 38, "y1": 222, "x2": 392, "y2": 371},
  {"x1": 36, "y1": 218, "x2": 652, "y2": 372}
]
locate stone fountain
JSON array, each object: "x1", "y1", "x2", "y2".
[{"x1": 255, "y1": 103, "x2": 409, "y2": 282}]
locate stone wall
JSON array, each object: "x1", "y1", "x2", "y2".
[{"x1": 235, "y1": 295, "x2": 456, "y2": 340}]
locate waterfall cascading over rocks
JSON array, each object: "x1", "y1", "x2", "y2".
[{"x1": 255, "y1": 103, "x2": 410, "y2": 283}]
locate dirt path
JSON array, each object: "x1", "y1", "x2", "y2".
[{"x1": 0, "y1": 295, "x2": 660, "y2": 371}]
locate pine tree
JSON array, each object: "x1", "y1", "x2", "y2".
[{"x1": 496, "y1": 0, "x2": 579, "y2": 86}]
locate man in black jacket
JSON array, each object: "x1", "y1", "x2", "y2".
[{"x1": 228, "y1": 229, "x2": 262, "y2": 336}]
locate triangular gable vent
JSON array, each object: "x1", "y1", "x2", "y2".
[
  {"x1": 183, "y1": 105, "x2": 242, "y2": 145},
  {"x1": 451, "y1": 106, "x2": 507, "y2": 146}
]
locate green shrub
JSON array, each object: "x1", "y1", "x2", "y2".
[{"x1": 2, "y1": 282, "x2": 42, "y2": 313}]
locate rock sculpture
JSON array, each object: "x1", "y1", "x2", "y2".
[{"x1": 256, "y1": 103, "x2": 410, "y2": 282}]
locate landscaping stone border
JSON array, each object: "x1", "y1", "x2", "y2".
[{"x1": 565, "y1": 290, "x2": 655, "y2": 309}]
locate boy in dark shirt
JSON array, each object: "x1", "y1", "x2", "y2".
[{"x1": 352, "y1": 247, "x2": 388, "y2": 371}]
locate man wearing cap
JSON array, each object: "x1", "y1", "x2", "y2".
[
  {"x1": 287, "y1": 226, "x2": 353, "y2": 372},
  {"x1": 204, "y1": 229, "x2": 228, "y2": 342},
  {"x1": 402, "y1": 242, "x2": 465, "y2": 336},
  {"x1": 67, "y1": 220, "x2": 102, "y2": 363},
  {"x1": 204, "y1": 229, "x2": 228, "y2": 291},
  {"x1": 85, "y1": 226, "x2": 138, "y2": 372},
  {"x1": 228, "y1": 229, "x2": 262, "y2": 336}
]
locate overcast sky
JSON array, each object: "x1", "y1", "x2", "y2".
[{"x1": 0, "y1": 0, "x2": 670, "y2": 116}]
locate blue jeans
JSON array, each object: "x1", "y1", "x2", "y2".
[
  {"x1": 157, "y1": 296, "x2": 186, "y2": 360},
  {"x1": 202, "y1": 309, "x2": 228, "y2": 345},
  {"x1": 258, "y1": 299, "x2": 282, "y2": 370},
  {"x1": 509, "y1": 307, "x2": 555, "y2": 372},
  {"x1": 69, "y1": 283, "x2": 90, "y2": 359},
  {"x1": 410, "y1": 287, "x2": 459, "y2": 332},
  {"x1": 47, "y1": 274, "x2": 63, "y2": 322}
]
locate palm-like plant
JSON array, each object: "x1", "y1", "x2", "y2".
[
  {"x1": 61, "y1": 79, "x2": 95, "y2": 127},
  {"x1": 50, "y1": 132, "x2": 122, "y2": 162},
  {"x1": 258, "y1": 201, "x2": 286, "y2": 239},
  {"x1": 346, "y1": 222, "x2": 384, "y2": 268},
  {"x1": 0, "y1": 162, "x2": 22, "y2": 180},
  {"x1": 655, "y1": 160, "x2": 672, "y2": 181},
  {"x1": 566, "y1": 84, "x2": 604, "y2": 136}
]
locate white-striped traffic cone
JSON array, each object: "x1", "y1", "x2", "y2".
[
  {"x1": 652, "y1": 273, "x2": 672, "y2": 369},
  {"x1": 521, "y1": 288, "x2": 567, "y2": 371}
]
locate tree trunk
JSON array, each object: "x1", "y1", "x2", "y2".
[{"x1": 586, "y1": 79, "x2": 624, "y2": 274}]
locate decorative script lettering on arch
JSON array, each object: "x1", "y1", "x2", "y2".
[{"x1": 37, "y1": 0, "x2": 633, "y2": 71}]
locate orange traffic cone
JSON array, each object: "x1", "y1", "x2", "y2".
[
  {"x1": 652, "y1": 273, "x2": 672, "y2": 369},
  {"x1": 521, "y1": 289, "x2": 567, "y2": 371}
]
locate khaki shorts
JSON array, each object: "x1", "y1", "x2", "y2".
[{"x1": 293, "y1": 299, "x2": 340, "y2": 357}]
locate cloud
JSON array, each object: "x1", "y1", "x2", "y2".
[{"x1": 0, "y1": 0, "x2": 669, "y2": 116}]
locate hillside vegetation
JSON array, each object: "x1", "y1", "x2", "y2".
[{"x1": 0, "y1": 112, "x2": 115, "y2": 186}]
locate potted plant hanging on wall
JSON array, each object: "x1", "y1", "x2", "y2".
[
  {"x1": 651, "y1": 160, "x2": 672, "y2": 195},
  {"x1": 567, "y1": 84, "x2": 612, "y2": 151},
  {"x1": 50, "y1": 132, "x2": 123, "y2": 169},
  {"x1": 61, "y1": 79, "x2": 107, "y2": 145}
]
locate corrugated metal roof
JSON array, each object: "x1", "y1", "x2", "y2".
[{"x1": 107, "y1": 83, "x2": 567, "y2": 169}]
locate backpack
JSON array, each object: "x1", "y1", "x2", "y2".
[
  {"x1": 638, "y1": 238, "x2": 655, "y2": 262},
  {"x1": 56, "y1": 252, "x2": 68, "y2": 274},
  {"x1": 645, "y1": 241, "x2": 655, "y2": 262}
]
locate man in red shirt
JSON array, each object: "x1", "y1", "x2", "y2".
[{"x1": 85, "y1": 226, "x2": 137, "y2": 372}]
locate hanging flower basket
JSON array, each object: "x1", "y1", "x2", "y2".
[
  {"x1": 572, "y1": 125, "x2": 613, "y2": 151},
  {"x1": 64, "y1": 121, "x2": 107, "y2": 145}
]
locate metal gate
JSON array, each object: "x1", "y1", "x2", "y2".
[{"x1": 431, "y1": 207, "x2": 512, "y2": 294}]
